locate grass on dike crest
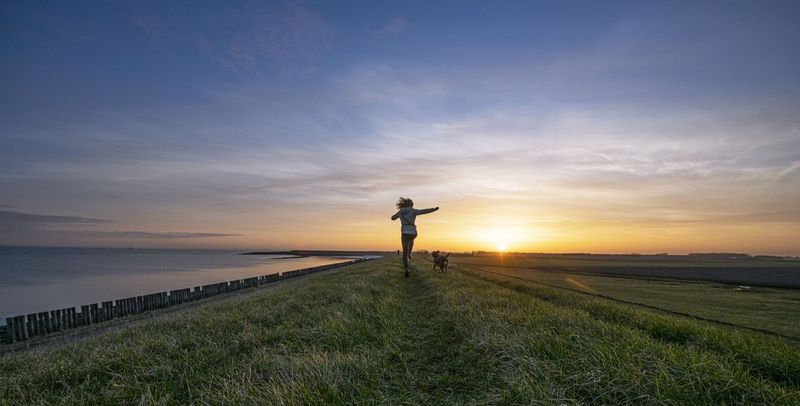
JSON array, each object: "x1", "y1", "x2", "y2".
[{"x1": 1, "y1": 256, "x2": 799, "y2": 404}]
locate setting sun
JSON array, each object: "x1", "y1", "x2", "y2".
[{"x1": 460, "y1": 223, "x2": 545, "y2": 252}]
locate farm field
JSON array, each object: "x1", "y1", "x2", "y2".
[
  {"x1": 2, "y1": 257, "x2": 799, "y2": 404},
  {"x1": 450, "y1": 254, "x2": 800, "y2": 288},
  {"x1": 448, "y1": 258, "x2": 800, "y2": 340},
  {"x1": 453, "y1": 253, "x2": 800, "y2": 269}
]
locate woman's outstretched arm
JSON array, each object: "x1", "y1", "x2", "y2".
[
  {"x1": 391, "y1": 210, "x2": 401, "y2": 220},
  {"x1": 415, "y1": 207, "x2": 439, "y2": 215}
]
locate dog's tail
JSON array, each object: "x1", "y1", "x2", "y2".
[{"x1": 445, "y1": 253, "x2": 450, "y2": 258}]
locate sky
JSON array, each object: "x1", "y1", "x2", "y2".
[{"x1": 1, "y1": 1, "x2": 799, "y2": 254}]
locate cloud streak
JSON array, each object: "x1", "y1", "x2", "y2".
[
  {"x1": 132, "y1": 5, "x2": 332, "y2": 75},
  {"x1": 380, "y1": 15, "x2": 408, "y2": 36},
  {"x1": 0, "y1": 209, "x2": 241, "y2": 246},
  {"x1": 0, "y1": 210, "x2": 108, "y2": 225},
  {"x1": 76, "y1": 231, "x2": 242, "y2": 239}
]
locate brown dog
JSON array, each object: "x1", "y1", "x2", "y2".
[{"x1": 431, "y1": 250, "x2": 450, "y2": 273}]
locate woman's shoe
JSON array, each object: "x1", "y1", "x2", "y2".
[{"x1": 404, "y1": 269, "x2": 410, "y2": 278}]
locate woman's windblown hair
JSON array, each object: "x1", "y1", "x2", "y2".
[{"x1": 396, "y1": 197, "x2": 414, "y2": 209}]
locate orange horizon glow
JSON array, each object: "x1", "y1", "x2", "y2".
[{"x1": 33, "y1": 201, "x2": 797, "y2": 257}]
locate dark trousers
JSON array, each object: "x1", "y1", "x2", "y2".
[{"x1": 401, "y1": 233, "x2": 417, "y2": 268}]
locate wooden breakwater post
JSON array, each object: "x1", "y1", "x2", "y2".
[
  {"x1": 0, "y1": 323, "x2": 9, "y2": 344},
  {"x1": 0, "y1": 256, "x2": 379, "y2": 344}
]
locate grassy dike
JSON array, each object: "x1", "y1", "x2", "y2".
[{"x1": 1, "y1": 257, "x2": 799, "y2": 404}]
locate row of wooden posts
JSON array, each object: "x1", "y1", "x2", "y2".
[{"x1": 0, "y1": 258, "x2": 372, "y2": 344}]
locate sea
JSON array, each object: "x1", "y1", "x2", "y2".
[{"x1": 0, "y1": 246, "x2": 356, "y2": 321}]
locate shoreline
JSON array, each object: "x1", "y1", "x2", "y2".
[
  {"x1": 240, "y1": 249, "x2": 391, "y2": 257},
  {"x1": 1, "y1": 258, "x2": 378, "y2": 344}
]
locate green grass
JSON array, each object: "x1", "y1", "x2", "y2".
[
  {"x1": 1, "y1": 257, "x2": 799, "y2": 404},
  {"x1": 451, "y1": 263, "x2": 800, "y2": 339}
]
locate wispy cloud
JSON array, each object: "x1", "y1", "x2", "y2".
[
  {"x1": 130, "y1": 15, "x2": 169, "y2": 42},
  {"x1": 0, "y1": 209, "x2": 240, "y2": 246},
  {"x1": 0, "y1": 210, "x2": 108, "y2": 225},
  {"x1": 222, "y1": 7, "x2": 332, "y2": 74},
  {"x1": 131, "y1": 5, "x2": 332, "y2": 75},
  {"x1": 0, "y1": 209, "x2": 109, "y2": 246},
  {"x1": 76, "y1": 231, "x2": 241, "y2": 239},
  {"x1": 381, "y1": 15, "x2": 408, "y2": 36}
]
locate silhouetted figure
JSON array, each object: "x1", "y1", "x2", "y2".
[{"x1": 391, "y1": 197, "x2": 439, "y2": 277}]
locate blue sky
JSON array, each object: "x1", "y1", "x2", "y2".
[{"x1": 1, "y1": 1, "x2": 799, "y2": 253}]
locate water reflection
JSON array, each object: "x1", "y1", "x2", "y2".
[{"x1": 0, "y1": 247, "x2": 350, "y2": 319}]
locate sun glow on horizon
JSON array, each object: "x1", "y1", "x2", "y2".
[{"x1": 464, "y1": 222, "x2": 547, "y2": 252}]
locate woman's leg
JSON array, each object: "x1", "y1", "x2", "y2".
[
  {"x1": 401, "y1": 233, "x2": 417, "y2": 270},
  {"x1": 401, "y1": 234, "x2": 411, "y2": 269}
]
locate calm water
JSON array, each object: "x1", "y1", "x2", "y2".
[{"x1": 0, "y1": 246, "x2": 353, "y2": 320}]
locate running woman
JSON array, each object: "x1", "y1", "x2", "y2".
[{"x1": 391, "y1": 197, "x2": 439, "y2": 277}]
